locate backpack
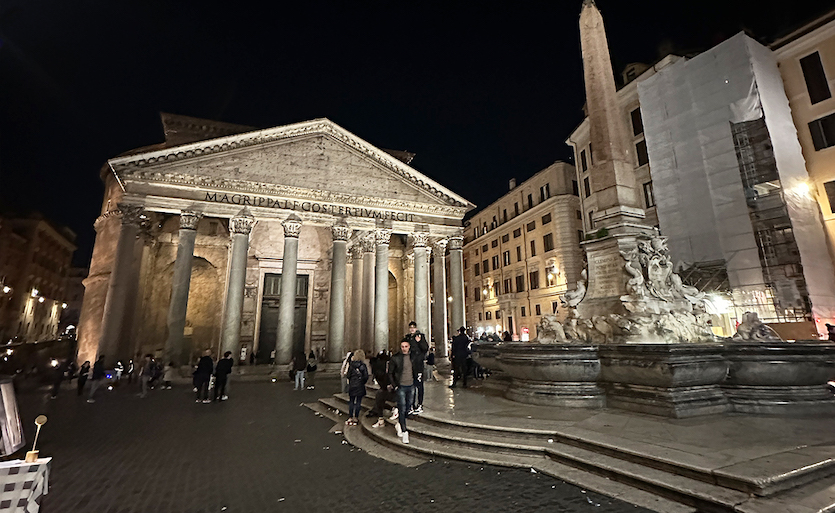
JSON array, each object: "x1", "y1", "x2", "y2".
[
  {"x1": 307, "y1": 358, "x2": 317, "y2": 372},
  {"x1": 347, "y1": 362, "x2": 367, "y2": 392}
]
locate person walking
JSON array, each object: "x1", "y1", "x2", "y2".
[
  {"x1": 306, "y1": 351, "x2": 317, "y2": 390},
  {"x1": 77, "y1": 360, "x2": 90, "y2": 396},
  {"x1": 450, "y1": 327, "x2": 470, "y2": 389},
  {"x1": 50, "y1": 359, "x2": 66, "y2": 399},
  {"x1": 139, "y1": 354, "x2": 156, "y2": 398},
  {"x1": 388, "y1": 340, "x2": 421, "y2": 444},
  {"x1": 194, "y1": 349, "x2": 214, "y2": 403},
  {"x1": 345, "y1": 349, "x2": 368, "y2": 426},
  {"x1": 87, "y1": 355, "x2": 106, "y2": 403},
  {"x1": 292, "y1": 350, "x2": 307, "y2": 390},
  {"x1": 214, "y1": 351, "x2": 233, "y2": 401},
  {"x1": 402, "y1": 321, "x2": 428, "y2": 414}
]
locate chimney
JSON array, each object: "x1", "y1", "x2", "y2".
[{"x1": 509, "y1": 178, "x2": 516, "y2": 190}]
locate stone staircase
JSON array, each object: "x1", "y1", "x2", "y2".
[{"x1": 307, "y1": 388, "x2": 835, "y2": 513}]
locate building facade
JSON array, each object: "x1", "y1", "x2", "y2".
[
  {"x1": 76, "y1": 115, "x2": 473, "y2": 367},
  {"x1": 773, "y1": 10, "x2": 835, "y2": 274},
  {"x1": 463, "y1": 162, "x2": 584, "y2": 339},
  {"x1": 566, "y1": 7, "x2": 835, "y2": 339},
  {"x1": 0, "y1": 213, "x2": 76, "y2": 343}
]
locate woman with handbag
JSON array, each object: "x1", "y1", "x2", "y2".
[{"x1": 345, "y1": 349, "x2": 368, "y2": 426}]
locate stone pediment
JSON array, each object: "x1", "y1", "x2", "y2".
[{"x1": 109, "y1": 118, "x2": 473, "y2": 211}]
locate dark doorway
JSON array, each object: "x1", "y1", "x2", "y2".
[{"x1": 257, "y1": 273, "x2": 309, "y2": 363}]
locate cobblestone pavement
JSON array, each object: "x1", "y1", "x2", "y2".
[{"x1": 17, "y1": 378, "x2": 651, "y2": 513}]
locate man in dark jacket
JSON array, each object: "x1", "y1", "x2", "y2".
[
  {"x1": 388, "y1": 340, "x2": 422, "y2": 444},
  {"x1": 214, "y1": 351, "x2": 234, "y2": 401},
  {"x1": 402, "y1": 321, "x2": 428, "y2": 414},
  {"x1": 87, "y1": 355, "x2": 107, "y2": 403},
  {"x1": 450, "y1": 327, "x2": 471, "y2": 389},
  {"x1": 194, "y1": 349, "x2": 214, "y2": 403},
  {"x1": 292, "y1": 351, "x2": 307, "y2": 390}
]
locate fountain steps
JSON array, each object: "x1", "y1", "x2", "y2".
[{"x1": 313, "y1": 391, "x2": 835, "y2": 513}]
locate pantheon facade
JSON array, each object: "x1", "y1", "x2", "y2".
[{"x1": 77, "y1": 114, "x2": 474, "y2": 366}]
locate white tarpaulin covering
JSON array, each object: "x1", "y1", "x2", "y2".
[{"x1": 638, "y1": 32, "x2": 835, "y2": 326}]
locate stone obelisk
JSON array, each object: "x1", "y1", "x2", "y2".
[{"x1": 576, "y1": 0, "x2": 654, "y2": 319}]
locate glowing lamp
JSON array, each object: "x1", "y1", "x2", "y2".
[{"x1": 38, "y1": 297, "x2": 44, "y2": 303}]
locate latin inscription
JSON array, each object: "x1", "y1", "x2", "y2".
[
  {"x1": 587, "y1": 252, "x2": 625, "y2": 299},
  {"x1": 203, "y1": 192, "x2": 415, "y2": 222}
]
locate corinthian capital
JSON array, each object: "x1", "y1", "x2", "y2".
[
  {"x1": 282, "y1": 213, "x2": 303, "y2": 238},
  {"x1": 412, "y1": 231, "x2": 429, "y2": 248},
  {"x1": 375, "y1": 228, "x2": 392, "y2": 246},
  {"x1": 432, "y1": 238, "x2": 448, "y2": 257},
  {"x1": 331, "y1": 218, "x2": 351, "y2": 242},
  {"x1": 448, "y1": 235, "x2": 464, "y2": 251},
  {"x1": 350, "y1": 244, "x2": 364, "y2": 260},
  {"x1": 118, "y1": 204, "x2": 145, "y2": 226},
  {"x1": 230, "y1": 208, "x2": 256, "y2": 235},
  {"x1": 361, "y1": 234, "x2": 376, "y2": 253},
  {"x1": 179, "y1": 210, "x2": 203, "y2": 231}
]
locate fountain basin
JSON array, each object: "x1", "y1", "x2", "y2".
[
  {"x1": 598, "y1": 344, "x2": 730, "y2": 418},
  {"x1": 722, "y1": 342, "x2": 835, "y2": 414},
  {"x1": 496, "y1": 344, "x2": 604, "y2": 408}
]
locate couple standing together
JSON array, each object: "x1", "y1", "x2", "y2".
[{"x1": 344, "y1": 321, "x2": 428, "y2": 444}]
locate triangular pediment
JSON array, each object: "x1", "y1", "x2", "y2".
[{"x1": 110, "y1": 119, "x2": 473, "y2": 210}]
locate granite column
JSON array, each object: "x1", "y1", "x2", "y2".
[
  {"x1": 219, "y1": 208, "x2": 255, "y2": 358},
  {"x1": 327, "y1": 219, "x2": 351, "y2": 363},
  {"x1": 349, "y1": 245, "x2": 364, "y2": 352},
  {"x1": 361, "y1": 236, "x2": 375, "y2": 354},
  {"x1": 277, "y1": 214, "x2": 302, "y2": 365},
  {"x1": 432, "y1": 239, "x2": 449, "y2": 357},
  {"x1": 164, "y1": 210, "x2": 202, "y2": 364},
  {"x1": 374, "y1": 228, "x2": 392, "y2": 353},
  {"x1": 413, "y1": 232, "x2": 429, "y2": 334},
  {"x1": 448, "y1": 234, "x2": 466, "y2": 331},
  {"x1": 98, "y1": 204, "x2": 144, "y2": 365}
]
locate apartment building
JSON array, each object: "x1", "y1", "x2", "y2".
[
  {"x1": 772, "y1": 9, "x2": 835, "y2": 266},
  {"x1": 0, "y1": 212, "x2": 77, "y2": 343},
  {"x1": 463, "y1": 162, "x2": 583, "y2": 339}
]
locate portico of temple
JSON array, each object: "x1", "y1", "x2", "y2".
[{"x1": 77, "y1": 114, "x2": 474, "y2": 366}]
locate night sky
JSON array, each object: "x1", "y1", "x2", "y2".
[{"x1": 1, "y1": 0, "x2": 832, "y2": 267}]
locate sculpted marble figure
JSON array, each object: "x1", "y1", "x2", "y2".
[
  {"x1": 548, "y1": 234, "x2": 715, "y2": 344},
  {"x1": 732, "y1": 312, "x2": 784, "y2": 342}
]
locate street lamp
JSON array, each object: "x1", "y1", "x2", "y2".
[{"x1": 2, "y1": 286, "x2": 10, "y2": 294}]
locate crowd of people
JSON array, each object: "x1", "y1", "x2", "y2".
[
  {"x1": 335, "y1": 321, "x2": 493, "y2": 445},
  {"x1": 49, "y1": 349, "x2": 237, "y2": 404}
]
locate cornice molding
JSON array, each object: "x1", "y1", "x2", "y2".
[
  {"x1": 109, "y1": 119, "x2": 474, "y2": 209},
  {"x1": 119, "y1": 171, "x2": 468, "y2": 218}
]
